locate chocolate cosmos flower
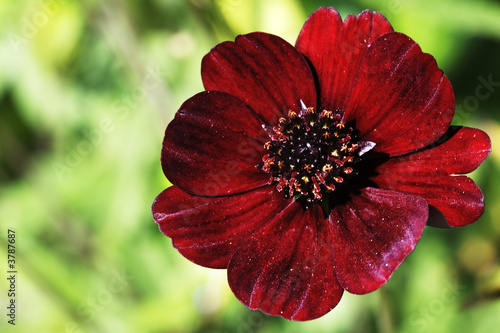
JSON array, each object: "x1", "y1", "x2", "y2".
[{"x1": 152, "y1": 7, "x2": 491, "y2": 321}]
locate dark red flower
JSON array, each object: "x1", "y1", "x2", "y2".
[{"x1": 152, "y1": 7, "x2": 491, "y2": 320}]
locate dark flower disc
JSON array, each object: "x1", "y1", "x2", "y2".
[{"x1": 260, "y1": 103, "x2": 376, "y2": 209}]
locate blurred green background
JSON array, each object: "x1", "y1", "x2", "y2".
[{"x1": 0, "y1": 0, "x2": 499, "y2": 332}]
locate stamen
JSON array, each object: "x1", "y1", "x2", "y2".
[
  {"x1": 344, "y1": 167, "x2": 353, "y2": 174},
  {"x1": 333, "y1": 176, "x2": 344, "y2": 183},
  {"x1": 311, "y1": 177, "x2": 322, "y2": 200},
  {"x1": 259, "y1": 104, "x2": 366, "y2": 207}
]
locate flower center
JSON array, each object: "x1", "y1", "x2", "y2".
[{"x1": 260, "y1": 103, "x2": 375, "y2": 208}]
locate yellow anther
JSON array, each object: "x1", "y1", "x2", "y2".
[
  {"x1": 344, "y1": 167, "x2": 353, "y2": 174},
  {"x1": 304, "y1": 164, "x2": 314, "y2": 173},
  {"x1": 322, "y1": 164, "x2": 333, "y2": 173},
  {"x1": 333, "y1": 176, "x2": 344, "y2": 183}
]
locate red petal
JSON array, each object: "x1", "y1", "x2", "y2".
[
  {"x1": 296, "y1": 8, "x2": 393, "y2": 112},
  {"x1": 228, "y1": 203, "x2": 343, "y2": 321},
  {"x1": 373, "y1": 127, "x2": 491, "y2": 227},
  {"x1": 202, "y1": 32, "x2": 317, "y2": 125},
  {"x1": 162, "y1": 91, "x2": 269, "y2": 197},
  {"x1": 330, "y1": 187, "x2": 428, "y2": 294},
  {"x1": 344, "y1": 32, "x2": 455, "y2": 156},
  {"x1": 385, "y1": 126, "x2": 490, "y2": 174},
  {"x1": 152, "y1": 186, "x2": 289, "y2": 269}
]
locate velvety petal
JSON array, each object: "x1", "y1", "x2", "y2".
[
  {"x1": 152, "y1": 185, "x2": 289, "y2": 269},
  {"x1": 228, "y1": 202, "x2": 343, "y2": 321},
  {"x1": 162, "y1": 91, "x2": 269, "y2": 197},
  {"x1": 330, "y1": 187, "x2": 428, "y2": 294},
  {"x1": 384, "y1": 126, "x2": 491, "y2": 174},
  {"x1": 381, "y1": 174, "x2": 483, "y2": 228},
  {"x1": 343, "y1": 32, "x2": 455, "y2": 156},
  {"x1": 373, "y1": 127, "x2": 491, "y2": 227},
  {"x1": 202, "y1": 32, "x2": 317, "y2": 125},
  {"x1": 296, "y1": 8, "x2": 393, "y2": 112}
]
